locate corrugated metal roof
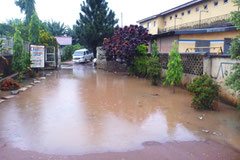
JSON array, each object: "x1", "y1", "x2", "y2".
[
  {"x1": 137, "y1": 0, "x2": 207, "y2": 23},
  {"x1": 55, "y1": 37, "x2": 72, "y2": 46}
]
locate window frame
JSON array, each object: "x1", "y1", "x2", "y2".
[
  {"x1": 214, "y1": 1, "x2": 219, "y2": 6},
  {"x1": 181, "y1": 12, "x2": 184, "y2": 16},
  {"x1": 188, "y1": 10, "x2": 191, "y2": 14},
  {"x1": 196, "y1": 7, "x2": 199, "y2": 12},
  {"x1": 224, "y1": 0, "x2": 228, "y2": 4},
  {"x1": 204, "y1": 4, "x2": 208, "y2": 10}
]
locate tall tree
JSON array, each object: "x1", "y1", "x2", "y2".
[
  {"x1": 76, "y1": 0, "x2": 118, "y2": 57},
  {"x1": 226, "y1": 0, "x2": 240, "y2": 108},
  {"x1": 29, "y1": 12, "x2": 40, "y2": 44},
  {"x1": 12, "y1": 29, "x2": 25, "y2": 72},
  {"x1": 15, "y1": 0, "x2": 36, "y2": 24},
  {"x1": 45, "y1": 20, "x2": 67, "y2": 36}
]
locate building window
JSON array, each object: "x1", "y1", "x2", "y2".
[
  {"x1": 224, "y1": 0, "x2": 228, "y2": 3},
  {"x1": 181, "y1": 12, "x2": 184, "y2": 16},
  {"x1": 164, "y1": 21, "x2": 167, "y2": 26},
  {"x1": 214, "y1": 1, "x2": 218, "y2": 6},
  {"x1": 196, "y1": 7, "x2": 199, "y2": 12},
  {"x1": 147, "y1": 22, "x2": 151, "y2": 29},
  {"x1": 170, "y1": 16, "x2": 172, "y2": 20},
  {"x1": 175, "y1": 14, "x2": 178, "y2": 18},
  {"x1": 154, "y1": 21, "x2": 156, "y2": 27},
  {"x1": 188, "y1": 10, "x2": 191, "y2": 14},
  {"x1": 204, "y1": 4, "x2": 208, "y2": 9}
]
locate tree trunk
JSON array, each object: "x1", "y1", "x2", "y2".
[{"x1": 173, "y1": 86, "x2": 175, "y2": 94}]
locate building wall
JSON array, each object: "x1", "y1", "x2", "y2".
[
  {"x1": 140, "y1": 17, "x2": 165, "y2": 35},
  {"x1": 178, "y1": 30, "x2": 240, "y2": 53},
  {"x1": 164, "y1": 0, "x2": 237, "y2": 29},
  {"x1": 139, "y1": 0, "x2": 238, "y2": 35},
  {"x1": 158, "y1": 36, "x2": 179, "y2": 53}
]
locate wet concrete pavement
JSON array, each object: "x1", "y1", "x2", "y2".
[{"x1": 0, "y1": 64, "x2": 240, "y2": 159}]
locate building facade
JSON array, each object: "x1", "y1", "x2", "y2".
[{"x1": 137, "y1": 0, "x2": 239, "y2": 53}]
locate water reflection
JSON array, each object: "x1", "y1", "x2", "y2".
[{"x1": 0, "y1": 64, "x2": 239, "y2": 155}]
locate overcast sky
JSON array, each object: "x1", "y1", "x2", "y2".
[{"x1": 0, "y1": 0, "x2": 190, "y2": 27}]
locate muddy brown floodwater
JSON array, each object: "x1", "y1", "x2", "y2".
[{"x1": 0, "y1": 64, "x2": 240, "y2": 160}]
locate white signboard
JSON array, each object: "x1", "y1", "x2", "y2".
[{"x1": 30, "y1": 45, "x2": 45, "y2": 68}]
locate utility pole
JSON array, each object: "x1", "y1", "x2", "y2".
[{"x1": 121, "y1": 12, "x2": 123, "y2": 28}]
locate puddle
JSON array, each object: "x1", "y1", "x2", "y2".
[{"x1": 0, "y1": 64, "x2": 240, "y2": 155}]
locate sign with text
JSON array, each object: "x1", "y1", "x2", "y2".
[{"x1": 30, "y1": 45, "x2": 45, "y2": 68}]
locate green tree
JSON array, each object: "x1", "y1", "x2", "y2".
[
  {"x1": 39, "y1": 30, "x2": 58, "y2": 47},
  {"x1": 29, "y1": 12, "x2": 40, "y2": 44},
  {"x1": 12, "y1": 29, "x2": 25, "y2": 72},
  {"x1": 45, "y1": 20, "x2": 67, "y2": 36},
  {"x1": 66, "y1": 25, "x2": 78, "y2": 45},
  {"x1": 62, "y1": 44, "x2": 84, "y2": 61},
  {"x1": 76, "y1": 0, "x2": 118, "y2": 57},
  {"x1": 15, "y1": 0, "x2": 36, "y2": 24},
  {"x1": 0, "y1": 23, "x2": 15, "y2": 36},
  {"x1": 147, "y1": 42, "x2": 162, "y2": 85},
  {"x1": 163, "y1": 41, "x2": 183, "y2": 93},
  {"x1": 226, "y1": 0, "x2": 240, "y2": 108}
]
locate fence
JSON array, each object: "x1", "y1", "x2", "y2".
[
  {"x1": 0, "y1": 35, "x2": 30, "y2": 55},
  {"x1": 159, "y1": 53, "x2": 204, "y2": 76},
  {"x1": 161, "y1": 14, "x2": 231, "y2": 33}
]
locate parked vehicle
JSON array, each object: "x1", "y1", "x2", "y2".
[{"x1": 72, "y1": 49, "x2": 94, "y2": 63}]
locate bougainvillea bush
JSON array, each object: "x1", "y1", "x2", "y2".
[
  {"x1": 187, "y1": 74, "x2": 220, "y2": 110},
  {"x1": 1, "y1": 79, "x2": 20, "y2": 91},
  {"x1": 102, "y1": 25, "x2": 151, "y2": 66}
]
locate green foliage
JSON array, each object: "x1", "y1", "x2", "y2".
[
  {"x1": 12, "y1": 29, "x2": 25, "y2": 73},
  {"x1": 29, "y1": 12, "x2": 40, "y2": 44},
  {"x1": 187, "y1": 74, "x2": 220, "y2": 110},
  {"x1": 147, "y1": 57, "x2": 162, "y2": 85},
  {"x1": 39, "y1": 30, "x2": 58, "y2": 47},
  {"x1": 23, "y1": 51, "x2": 31, "y2": 68},
  {"x1": 12, "y1": 21, "x2": 29, "y2": 41},
  {"x1": 45, "y1": 20, "x2": 67, "y2": 36},
  {"x1": 151, "y1": 41, "x2": 159, "y2": 57},
  {"x1": 76, "y1": 0, "x2": 118, "y2": 57},
  {"x1": 147, "y1": 42, "x2": 162, "y2": 85},
  {"x1": 66, "y1": 25, "x2": 78, "y2": 45},
  {"x1": 164, "y1": 41, "x2": 183, "y2": 88},
  {"x1": 18, "y1": 73, "x2": 24, "y2": 83},
  {"x1": 62, "y1": 44, "x2": 84, "y2": 61},
  {"x1": 130, "y1": 45, "x2": 149, "y2": 77},
  {"x1": 226, "y1": 0, "x2": 240, "y2": 107},
  {"x1": 228, "y1": 38, "x2": 240, "y2": 59},
  {"x1": 0, "y1": 23, "x2": 15, "y2": 36},
  {"x1": 15, "y1": 0, "x2": 36, "y2": 24}
]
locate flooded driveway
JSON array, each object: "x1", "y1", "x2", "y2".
[{"x1": 0, "y1": 64, "x2": 240, "y2": 159}]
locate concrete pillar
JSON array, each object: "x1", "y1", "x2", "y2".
[{"x1": 203, "y1": 53, "x2": 212, "y2": 76}]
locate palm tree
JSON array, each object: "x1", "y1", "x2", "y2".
[{"x1": 46, "y1": 20, "x2": 67, "y2": 37}]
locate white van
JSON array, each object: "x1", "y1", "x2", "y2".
[{"x1": 72, "y1": 49, "x2": 94, "y2": 63}]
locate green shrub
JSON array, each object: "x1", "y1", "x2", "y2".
[
  {"x1": 62, "y1": 44, "x2": 84, "y2": 61},
  {"x1": 1, "y1": 79, "x2": 20, "y2": 91},
  {"x1": 147, "y1": 57, "x2": 162, "y2": 85},
  {"x1": 130, "y1": 44, "x2": 149, "y2": 77},
  {"x1": 187, "y1": 74, "x2": 220, "y2": 110},
  {"x1": 147, "y1": 41, "x2": 161, "y2": 85}
]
